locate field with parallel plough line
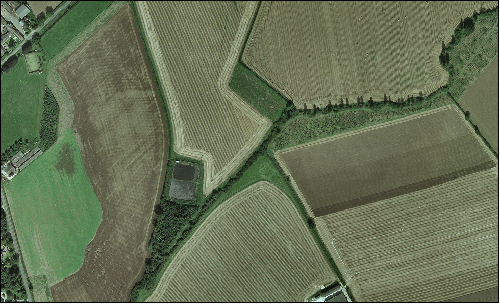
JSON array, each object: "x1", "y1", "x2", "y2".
[
  {"x1": 136, "y1": 1, "x2": 271, "y2": 196},
  {"x1": 50, "y1": 4, "x2": 168, "y2": 301},
  {"x1": 147, "y1": 181, "x2": 337, "y2": 302},
  {"x1": 316, "y1": 167, "x2": 498, "y2": 302},
  {"x1": 242, "y1": 1, "x2": 498, "y2": 108}
]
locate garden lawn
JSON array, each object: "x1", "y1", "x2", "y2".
[
  {"x1": 3, "y1": 128, "x2": 102, "y2": 285},
  {"x1": 40, "y1": 1, "x2": 114, "y2": 60},
  {"x1": 1, "y1": 56, "x2": 46, "y2": 154}
]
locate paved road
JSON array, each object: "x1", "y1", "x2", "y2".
[
  {"x1": 1, "y1": 187, "x2": 33, "y2": 302},
  {"x1": 1, "y1": 1, "x2": 71, "y2": 66}
]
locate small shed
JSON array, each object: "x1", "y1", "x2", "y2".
[{"x1": 14, "y1": 4, "x2": 29, "y2": 19}]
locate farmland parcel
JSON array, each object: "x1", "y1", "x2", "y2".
[
  {"x1": 3, "y1": 128, "x2": 102, "y2": 286},
  {"x1": 276, "y1": 105, "x2": 496, "y2": 217},
  {"x1": 458, "y1": 56, "x2": 498, "y2": 153},
  {"x1": 242, "y1": 1, "x2": 498, "y2": 108},
  {"x1": 316, "y1": 167, "x2": 498, "y2": 302},
  {"x1": 50, "y1": 4, "x2": 168, "y2": 302},
  {"x1": 147, "y1": 182, "x2": 337, "y2": 302},
  {"x1": 136, "y1": 1, "x2": 271, "y2": 196}
]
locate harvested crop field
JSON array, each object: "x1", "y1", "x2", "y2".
[
  {"x1": 147, "y1": 181, "x2": 337, "y2": 302},
  {"x1": 316, "y1": 167, "x2": 499, "y2": 302},
  {"x1": 50, "y1": 4, "x2": 168, "y2": 302},
  {"x1": 458, "y1": 56, "x2": 498, "y2": 153},
  {"x1": 27, "y1": 1, "x2": 62, "y2": 16},
  {"x1": 275, "y1": 105, "x2": 496, "y2": 217},
  {"x1": 444, "y1": 286, "x2": 499, "y2": 302},
  {"x1": 137, "y1": 1, "x2": 271, "y2": 196},
  {"x1": 242, "y1": 1, "x2": 498, "y2": 107}
]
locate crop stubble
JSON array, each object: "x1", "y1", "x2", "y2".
[
  {"x1": 316, "y1": 167, "x2": 498, "y2": 302},
  {"x1": 50, "y1": 4, "x2": 168, "y2": 301},
  {"x1": 147, "y1": 181, "x2": 337, "y2": 302},
  {"x1": 275, "y1": 105, "x2": 496, "y2": 217},
  {"x1": 242, "y1": 1, "x2": 498, "y2": 108},
  {"x1": 458, "y1": 56, "x2": 498, "y2": 153},
  {"x1": 136, "y1": 1, "x2": 271, "y2": 196}
]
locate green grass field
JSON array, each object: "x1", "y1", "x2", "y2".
[
  {"x1": 229, "y1": 62, "x2": 287, "y2": 122},
  {"x1": 40, "y1": 1, "x2": 114, "y2": 60},
  {"x1": 3, "y1": 128, "x2": 102, "y2": 285},
  {"x1": 1, "y1": 56, "x2": 46, "y2": 154}
]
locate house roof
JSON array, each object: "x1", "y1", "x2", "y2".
[{"x1": 15, "y1": 4, "x2": 29, "y2": 19}]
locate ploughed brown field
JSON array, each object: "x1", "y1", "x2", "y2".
[
  {"x1": 147, "y1": 182, "x2": 337, "y2": 302},
  {"x1": 50, "y1": 4, "x2": 168, "y2": 301},
  {"x1": 316, "y1": 167, "x2": 498, "y2": 302},
  {"x1": 242, "y1": 1, "x2": 498, "y2": 108},
  {"x1": 136, "y1": 1, "x2": 271, "y2": 196},
  {"x1": 275, "y1": 105, "x2": 496, "y2": 217},
  {"x1": 458, "y1": 56, "x2": 499, "y2": 153}
]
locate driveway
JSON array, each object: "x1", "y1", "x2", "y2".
[{"x1": 1, "y1": 1, "x2": 71, "y2": 66}]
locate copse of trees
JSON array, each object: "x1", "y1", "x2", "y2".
[{"x1": 39, "y1": 87, "x2": 59, "y2": 151}]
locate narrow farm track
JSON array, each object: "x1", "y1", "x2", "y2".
[
  {"x1": 137, "y1": 1, "x2": 271, "y2": 196},
  {"x1": 146, "y1": 182, "x2": 337, "y2": 302}
]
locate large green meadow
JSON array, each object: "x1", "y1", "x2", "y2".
[
  {"x1": 1, "y1": 56, "x2": 46, "y2": 154},
  {"x1": 3, "y1": 128, "x2": 102, "y2": 284}
]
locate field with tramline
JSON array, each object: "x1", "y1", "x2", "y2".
[
  {"x1": 136, "y1": 1, "x2": 271, "y2": 196},
  {"x1": 50, "y1": 4, "x2": 168, "y2": 301},
  {"x1": 316, "y1": 167, "x2": 498, "y2": 302},
  {"x1": 275, "y1": 105, "x2": 496, "y2": 217},
  {"x1": 242, "y1": 1, "x2": 498, "y2": 108},
  {"x1": 147, "y1": 182, "x2": 337, "y2": 302}
]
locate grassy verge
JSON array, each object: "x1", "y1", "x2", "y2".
[
  {"x1": 3, "y1": 128, "x2": 102, "y2": 284},
  {"x1": 229, "y1": 63, "x2": 287, "y2": 122},
  {"x1": 1, "y1": 55, "x2": 46, "y2": 154},
  {"x1": 40, "y1": 1, "x2": 114, "y2": 60}
]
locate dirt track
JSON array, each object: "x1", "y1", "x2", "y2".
[{"x1": 49, "y1": 4, "x2": 168, "y2": 301}]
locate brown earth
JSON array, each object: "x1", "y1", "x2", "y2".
[
  {"x1": 276, "y1": 105, "x2": 496, "y2": 217},
  {"x1": 242, "y1": 1, "x2": 498, "y2": 108},
  {"x1": 316, "y1": 167, "x2": 498, "y2": 302},
  {"x1": 49, "y1": 4, "x2": 168, "y2": 302},
  {"x1": 458, "y1": 56, "x2": 499, "y2": 153}
]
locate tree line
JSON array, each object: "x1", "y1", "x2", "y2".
[{"x1": 39, "y1": 87, "x2": 59, "y2": 151}]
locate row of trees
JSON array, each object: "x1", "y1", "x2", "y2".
[
  {"x1": 39, "y1": 87, "x2": 59, "y2": 151},
  {"x1": 1, "y1": 208, "x2": 27, "y2": 300}
]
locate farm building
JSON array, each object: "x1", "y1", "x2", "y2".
[
  {"x1": 1, "y1": 146, "x2": 42, "y2": 180},
  {"x1": 14, "y1": 4, "x2": 28, "y2": 19},
  {"x1": 24, "y1": 51, "x2": 41, "y2": 73}
]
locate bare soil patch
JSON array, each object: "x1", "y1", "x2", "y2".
[
  {"x1": 49, "y1": 4, "x2": 168, "y2": 301},
  {"x1": 27, "y1": 1, "x2": 62, "y2": 16},
  {"x1": 276, "y1": 105, "x2": 496, "y2": 217}
]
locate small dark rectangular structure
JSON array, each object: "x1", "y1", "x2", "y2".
[
  {"x1": 169, "y1": 180, "x2": 196, "y2": 201},
  {"x1": 172, "y1": 163, "x2": 198, "y2": 181}
]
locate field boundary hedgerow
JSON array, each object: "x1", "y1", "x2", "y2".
[{"x1": 130, "y1": 2, "x2": 497, "y2": 302}]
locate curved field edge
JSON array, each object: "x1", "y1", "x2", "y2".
[
  {"x1": 241, "y1": 1, "x2": 498, "y2": 108},
  {"x1": 136, "y1": 1, "x2": 271, "y2": 196},
  {"x1": 146, "y1": 181, "x2": 337, "y2": 302},
  {"x1": 49, "y1": 4, "x2": 168, "y2": 301},
  {"x1": 2, "y1": 128, "x2": 102, "y2": 286}
]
